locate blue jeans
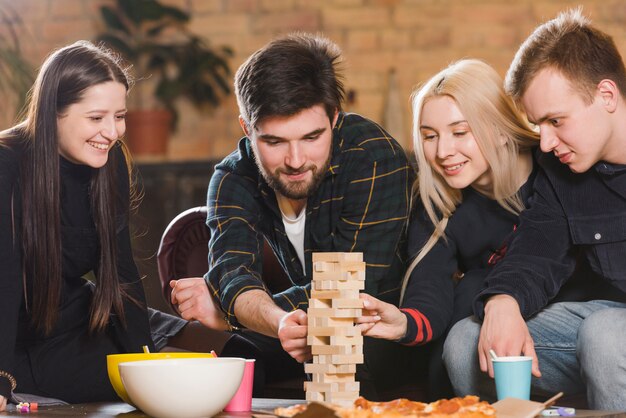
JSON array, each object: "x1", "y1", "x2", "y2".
[{"x1": 442, "y1": 300, "x2": 626, "y2": 410}]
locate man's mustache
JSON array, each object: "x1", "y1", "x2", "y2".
[{"x1": 278, "y1": 166, "x2": 316, "y2": 175}]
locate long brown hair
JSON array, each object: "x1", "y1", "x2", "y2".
[{"x1": 9, "y1": 40, "x2": 133, "y2": 334}]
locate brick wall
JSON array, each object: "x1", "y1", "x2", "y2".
[{"x1": 1, "y1": 0, "x2": 625, "y2": 159}]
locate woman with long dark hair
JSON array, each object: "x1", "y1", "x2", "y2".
[{"x1": 0, "y1": 40, "x2": 185, "y2": 409}]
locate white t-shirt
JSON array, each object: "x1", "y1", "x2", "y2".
[{"x1": 276, "y1": 195, "x2": 307, "y2": 274}]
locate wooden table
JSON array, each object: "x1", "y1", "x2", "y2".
[
  {"x1": 0, "y1": 398, "x2": 300, "y2": 417},
  {"x1": 1, "y1": 398, "x2": 623, "y2": 417}
]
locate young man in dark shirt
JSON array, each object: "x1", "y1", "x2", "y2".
[
  {"x1": 169, "y1": 33, "x2": 414, "y2": 397},
  {"x1": 443, "y1": 9, "x2": 626, "y2": 410}
]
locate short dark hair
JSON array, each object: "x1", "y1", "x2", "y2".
[
  {"x1": 234, "y1": 33, "x2": 345, "y2": 128},
  {"x1": 505, "y1": 8, "x2": 626, "y2": 103}
]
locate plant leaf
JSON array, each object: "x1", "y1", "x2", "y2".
[
  {"x1": 161, "y1": 5, "x2": 189, "y2": 23},
  {"x1": 97, "y1": 34, "x2": 135, "y2": 60},
  {"x1": 100, "y1": 6, "x2": 130, "y2": 35}
]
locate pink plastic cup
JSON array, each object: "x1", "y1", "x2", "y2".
[{"x1": 223, "y1": 359, "x2": 255, "y2": 412}]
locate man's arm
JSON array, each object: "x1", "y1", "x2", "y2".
[
  {"x1": 475, "y1": 167, "x2": 577, "y2": 374},
  {"x1": 236, "y1": 289, "x2": 311, "y2": 363},
  {"x1": 205, "y1": 166, "x2": 272, "y2": 329},
  {"x1": 475, "y1": 167, "x2": 578, "y2": 319},
  {"x1": 479, "y1": 295, "x2": 541, "y2": 378},
  {"x1": 233, "y1": 289, "x2": 286, "y2": 337}
]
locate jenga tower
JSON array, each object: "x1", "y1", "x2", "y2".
[{"x1": 304, "y1": 252, "x2": 365, "y2": 407}]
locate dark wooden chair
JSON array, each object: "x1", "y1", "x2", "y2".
[{"x1": 156, "y1": 206, "x2": 304, "y2": 399}]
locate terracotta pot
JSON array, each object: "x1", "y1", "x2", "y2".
[{"x1": 124, "y1": 109, "x2": 173, "y2": 156}]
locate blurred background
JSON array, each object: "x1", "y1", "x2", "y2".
[{"x1": 1, "y1": 0, "x2": 624, "y2": 311}]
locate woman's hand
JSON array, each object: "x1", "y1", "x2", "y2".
[
  {"x1": 0, "y1": 394, "x2": 7, "y2": 412},
  {"x1": 355, "y1": 293, "x2": 407, "y2": 341}
]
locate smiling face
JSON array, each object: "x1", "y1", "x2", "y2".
[
  {"x1": 244, "y1": 104, "x2": 336, "y2": 206},
  {"x1": 57, "y1": 81, "x2": 127, "y2": 168},
  {"x1": 521, "y1": 68, "x2": 614, "y2": 173},
  {"x1": 420, "y1": 95, "x2": 492, "y2": 193}
]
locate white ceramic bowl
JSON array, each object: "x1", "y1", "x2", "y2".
[{"x1": 119, "y1": 357, "x2": 245, "y2": 418}]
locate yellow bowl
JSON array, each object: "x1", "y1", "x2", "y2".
[{"x1": 107, "y1": 352, "x2": 215, "y2": 404}]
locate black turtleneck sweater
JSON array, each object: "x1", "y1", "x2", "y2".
[{"x1": 0, "y1": 141, "x2": 152, "y2": 401}]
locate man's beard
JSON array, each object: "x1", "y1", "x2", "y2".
[{"x1": 258, "y1": 154, "x2": 331, "y2": 200}]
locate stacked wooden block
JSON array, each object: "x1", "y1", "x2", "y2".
[{"x1": 304, "y1": 252, "x2": 365, "y2": 407}]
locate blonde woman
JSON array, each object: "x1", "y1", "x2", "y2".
[{"x1": 355, "y1": 59, "x2": 538, "y2": 397}]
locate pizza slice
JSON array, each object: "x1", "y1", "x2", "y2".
[{"x1": 275, "y1": 395, "x2": 496, "y2": 418}]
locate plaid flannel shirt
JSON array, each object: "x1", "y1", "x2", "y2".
[{"x1": 204, "y1": 112, "x2": 414, "y2": 328}]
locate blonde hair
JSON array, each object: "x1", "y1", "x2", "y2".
[{"x1": 400, "y1": 59, "x2": 539, "y2": 301}]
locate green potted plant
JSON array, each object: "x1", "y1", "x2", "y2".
[
  {"x1": 0, "y1": 6, "x2": 34, "y2": 119},
  {"x1": 97, "y1": 0, "x2": 232, "y2": 156}
]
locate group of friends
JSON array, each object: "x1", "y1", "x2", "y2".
[{"x1": 1, "y1": 7, "x2": 625, "y2": 412}]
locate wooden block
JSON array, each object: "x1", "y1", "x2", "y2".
[
  {"x1": 307, "y1": 335, "x2": 329, "y2": 346},
  {"x1": 308, "y1": 298, "x2": 331, "y2": 308},
  {"x1": 313, "y1": 260, "x2": 365, "y2": 273},
  {"x1": 310, "y1": 316, "x2": 354, "y2": 328},
  {"x1": 312, "y1": 270, "x2": 365, "y2": 282},
  {"x1": 339, "y1": 261, "x2": 366, "y2": 272},
  {"x1": 330, "y1": 335, "x2": 363, "y2": 345},
  {"x1": 312, "y1": 373, "x2": 356, "y2": 383},
  {"x1": 327, "y1": 391, "x2": 360, "y2": 400},
  {"x1": 312, "y1": 252, "x2": 363, "y2": 263},
  {"x1": 308, "y1": 325, "x2": 360, "y2": 337},
  {"x1": 331, "y1": 353, "x2": 364, "y2": 364},
  {"x1": 308, "y1": 307, "x2": 362, "y2": 318},
  {"x1": 311, "y1": 289, "x2": 360, "y2": 300},
  {"x1": 313, "y1": 280, "x2": 365, "y2": 291},
  {"x1": 313, "y1": 354, "x2": 332, "y2": 364},
  {"x1": 304, "y1": 382, "x2": 338, "y2": 392},
  {"x1": 313, "y1": 261, "x2": 335, "y2": 272},
  {"x1": 331, "y1": 298, "x2": 364, "y2": 309},
  {"x1": 311, "y1": 345, "x2": 361, "y2": 356},
  {"x1": 311, "y1": 344, "x2": 352, "y2": 355},
  {"x1": 327, "y1": 393, "x2": 360, "y2": 407},
  {"x1": 337, "y1": 382, "x2": 360, "y2": 392},
  {"x1": 305, "y1": 391, "x2": 325, "y2": 402},
  {"x1": 348, "y1": 270, "x2": 366, "y2": 281},
  {"x1": 335, "y1": 364, "x2": 357, "y2": 373},
  {"x1": 305, "y1": 363, "x2": 357, "y2": 374}
]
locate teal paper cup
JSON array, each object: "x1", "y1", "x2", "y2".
[{"x1": 493, "y1": 355, "x2": 532, "y2": 400}]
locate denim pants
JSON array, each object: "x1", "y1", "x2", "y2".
[{"x1": 442, "y1": 300, "x2": 626, "y2": 410}]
